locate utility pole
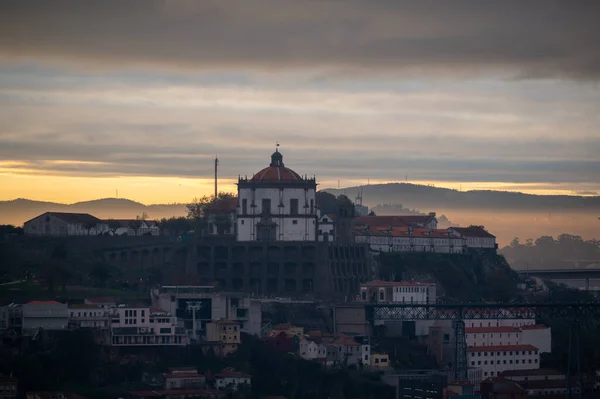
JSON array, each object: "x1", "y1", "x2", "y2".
[{"x1": 214, "y1": 156, "x2": 219, "y2": 199}]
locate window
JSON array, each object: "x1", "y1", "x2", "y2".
[
  {"x1": 262, "y1": 198, "x2": 271, "y2": 215},
  {"x1": 242, "y1": 199, "x2": 248, "y2": 215},
  {"x1": 292, "y1": 220, "x2": 298, "y2": 225},
  {"x1": 241, "y1": 220, "x2": 244, "y2": 225},
  {"x1": 290, "y1": 199, "x2": 299, "y2": 215}
]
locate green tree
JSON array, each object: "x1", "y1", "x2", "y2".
[{"x1": 186, "y1": 192, "x2": 235, "y2": 235}]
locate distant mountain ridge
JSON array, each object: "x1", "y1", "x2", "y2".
[
  {"x1": 0, "y1": 198, "x2": 187, "y2": 226},
  {"x1": 324, "y1": 183, "x2": 600, "y2": 211}
]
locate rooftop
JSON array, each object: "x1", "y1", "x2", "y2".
[
  {"x1": 361, "y1": 279, "x2": 434, "y2": 287},
  {"x1": 26, "y1": 212, "x2": 101, "y2": 225},
  {"x1": 520, "y1": 324, "x2": 549, "y2": 330},
  {"x1": 500, "y1": 368, "x2": 564, "y2": 377},
  {"x1": 26, "y1": 300, "x2": 63, "y2": 305}
]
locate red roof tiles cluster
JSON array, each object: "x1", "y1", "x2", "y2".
[
  {"x1": 449, "y1": 227, "x2": 495, "y2": 238},
  {"x1": 251, "y1": 166, "x2": 303, "y2": 182}
]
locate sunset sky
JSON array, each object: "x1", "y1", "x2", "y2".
[{"x1": 1, "y1": 1, "x2": 599, "y2": 204}]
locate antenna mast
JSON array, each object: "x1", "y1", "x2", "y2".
[{"x1": 214, "y1": 156, "x2": 219, "y2": 199}]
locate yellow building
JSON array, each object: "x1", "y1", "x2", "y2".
[
  {"x1": 206, "y1": 319, "x2": 241, "y2": 356},
  {"x1": 371, "y1": 353, "x2": 391, "y2": 369}
]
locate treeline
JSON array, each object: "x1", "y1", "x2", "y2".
[{"x1": 500, "y1": 234, "x2": 600, "y2": 269}]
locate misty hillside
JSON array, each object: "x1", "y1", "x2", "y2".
[
  {"x1": 0, "y1": 198, "x2": 187, "y2": 226},
  {"x1": 324, "y1": 183, "x2": 600, "y2": 211}
]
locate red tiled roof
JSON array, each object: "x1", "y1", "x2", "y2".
[
  {"x1": 205, "y1": 197, "x2": 238, "y2": 213},
  {"x1": 251, "y1": 166, "x2": 303, "y2": 182},
  {"x1": 467, "y1": 344, "x2": 538, "y2": 352},
  {"x1": 27, "y1": 300, "x2": 62, "y2": 305},
  {"x1": 150, "y1": 306, "x2": 168, "y2": 314},
  {"x1": 353, "y1": 215, "x2": 435, "y2": 228},
  {"x1": 465, "y1": 326, "x2": 520, "y2": 333},
  {"x1": 450, "y1": 227, "x2": 495, "y2": 238},
  {"x1": 520, "y1": 324, "x2": 548, "y2": 330},
  {"x1": 332, "y1": 337, "x2": 360, "y2": 346}
]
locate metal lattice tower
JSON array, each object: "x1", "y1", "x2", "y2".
[{"x1": 453, "y1": 320, "x2": 467, "y2": 380}]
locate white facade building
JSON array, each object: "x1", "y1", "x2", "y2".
[
  {"x1": 236, "y1": 149, "x2": 318, "y2": 242},
  {"x1": 468, "y1": 345, "x2": 540, "y2": 378},
  {"x1": 68, "y1": 304, "x2": 111, "y2": 329},
  {"x1": 215, "y1": 370, "x2": 251, "y2": 391},
  {"x1": 22, "y1": 301, "x2": 69, "y2": 332},
  {"x1": 466, "y1": 324, "x2": 551, "y2": 353},
  {"x1": 317, "y1": 213, "x2": 337, "y2": 242},
  {"x1": 109, "y1": 306, "x2": 188, "y2": 346},
  {"x1": 299, "y1": 338, "x2": 327, "y2": 360},
  {"x1": 359, "y1": 280, "x2": 437, "y2": 304}
]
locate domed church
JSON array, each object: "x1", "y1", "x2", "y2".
[{"x1": 237, "y1": 148, "x2": 318, "y2": 242}]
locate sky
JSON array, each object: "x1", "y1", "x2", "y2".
[{"x1": 1, "y1": 0, "x2": 599, "y2": 204}]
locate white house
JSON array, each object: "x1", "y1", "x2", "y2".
[
  {"x1": 236, "y1": 148, "x2": 318, "y2": 242},
  {"x1": 448, "y1": 227, "x2": 497, "y2": 250},
  {"x1": 299, "y1": 338, "x2": 327, "y2": 360},
  {"x1": 317, "y1": 213, "x2": 337, "y2": 242},
  {"x1": 468, "y1": 344, "x2": 540, "y2": 379},
  {"x1": 214, "y1": 369, "x2": 251, "y2": 391},
  {"x1": 109, "y1": 306, "x2": 188, "y2": 346},
  {"x1": 24, "y1": 212, "x2": 107, "y2": 236}
]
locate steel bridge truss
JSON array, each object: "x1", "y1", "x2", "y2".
[
  {"x1": 364, "y1": 301, "x2": 600, "y2": 396},
  {"x1": 365, "y1": 302, "x2": 600, "y2": 321}
]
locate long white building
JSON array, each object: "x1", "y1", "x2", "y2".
[
  {"x1": 468, "y1": 344, "x2": 540, "y2": 379},
  {"x1": 236, "y1": 149, "x2": 318, "y2": 242},
  {"x1": 109, "y1": 306, "x2": 188, "y2": 346}
]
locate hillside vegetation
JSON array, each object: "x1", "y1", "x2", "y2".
[{"x1": 377, "y1": 251, "x2": 518, "y2": 302}]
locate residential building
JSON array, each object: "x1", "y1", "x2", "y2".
[
  {"x1": 446, "y1": 380, "x2": 480, "y2": 399},
  {"x1": 448, "y1": 227, "x2": 497, "y2": 251},
  {"x1": 498, "y1": 368, "x2": 564, "y2": 382},
  {"x1": 0, "y1": 374, "x2": 17, "y2": 399},
  {"x1": 109, "y1": 306, "x2": 188, "y2": 346},
  {"x1": 68, "y1": 304, "x2": 110, "y2": 329},
  {"x1": 22, "y1": 301, "x2": 69, "y2": 332},
  {"x1": 331, "y1": 335, "x2": 370, "y2": 367},
  {"x1": 236, "y1": 148, "x2": 318, "y2": 242},
  {"x1": 352, "y1": 220, "x2": 497, "y2": 254},
  {"x1": 151, "y1": 286, "x2": 262, "y2": 338},
  {"x1": 317, "y1": 213, "x2": 337, "y2": 242},
  {"x1": 105, "y1": 219, "x2": 160, "y2": 236},
  {"x1": 204, "y1": 197, "x2": 237, "y2": 236},
  {"x1": 479, "y1": 377, "x2": 526, "y2": 399},
  {"x1": 205, "y1": 319, "x2": 241, "y2": 356},
  {"x1": 467, "y1": 345, "x2": 540, "y2": 378},
  {"x1": 214, "y1": 369, "x2": 251, "y2": 391},
  {"x1": 371, "y1": 353, "x2": 391, "y2": 369},
  {"x1": 359, "y1": 280, "x2": 437, "y2": 304},
  {"x1": 466, "y1": 325, "x2": 551, "y2": 354},
  {"x1": 163, "y1": 367, "x2": 206, "y2": 389},
  {"x1": 380, "y1": 370, "x2": 447, "y2": 399},
  {"x1": 24, "y1": 212, "x2": 106, "y2": 236},
  {"x1": 298, "y1": 338, "x2": 326, "y2": 361},
  {"x1": 0, "y1": 304, "x2": 22, "y2": 331}
]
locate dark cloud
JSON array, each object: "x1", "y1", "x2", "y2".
[{"x1": 1, "y1": 1, "x2": 600, "y2": 79}]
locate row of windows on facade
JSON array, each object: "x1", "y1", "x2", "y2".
[
  {"x1": 71, "y1": 311, "x2": 104, "y2": 317},
  {"x1": 120, "y1": 318, "x2": 171, "y2": 325},
  {"x1": 125, "y1": 309, "x2": 144, "y2": 317},
  {"x1": 473, "y1": 359, "x2": 539, "y2": 366},
  {"x1": 472, "y1": 350, "x2": 538, "y2": 356},
  {"x1": 240, "y1": 198, "x2": 316, "y2": 215},
  {"x1": 112, "y1": 335, "x2": 183, "y2": 344},
  {"x1": 469, "y1": 333, "x2": 519, "y2": 339}
]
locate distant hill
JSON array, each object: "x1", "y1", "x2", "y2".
[
  {"x1": 324, "y1": 183, "x2": 600, "y2": 211},
  {"x1": 0, "y1": 198, "x2": 187, "y2": 226}
]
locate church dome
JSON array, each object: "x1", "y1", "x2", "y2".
[{"x1": 251, "y1": 149, "x2": 303, "y2": 182}]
